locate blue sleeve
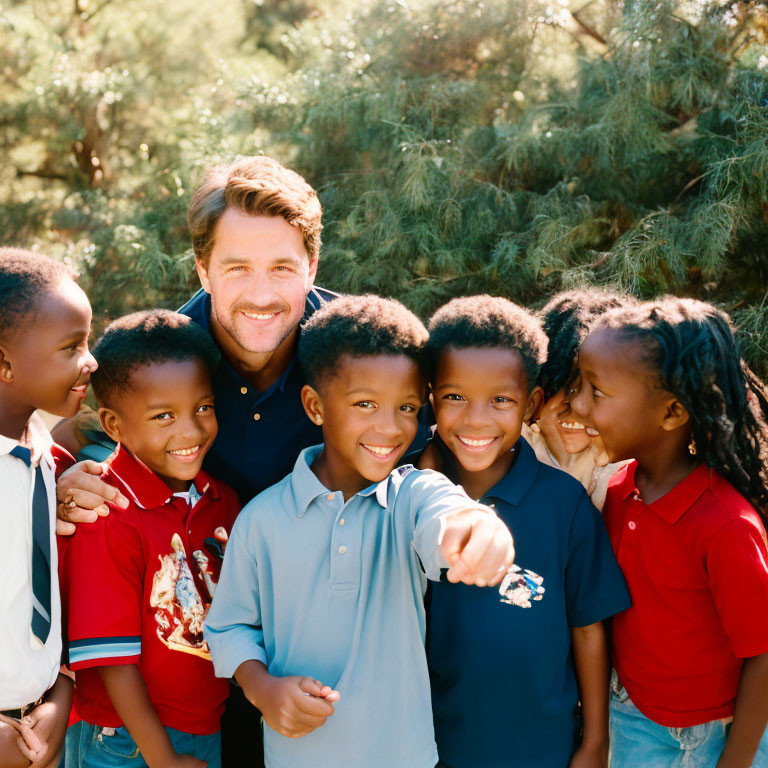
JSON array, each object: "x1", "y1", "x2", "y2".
[
  {"x1": 204, "y1": 511, "x2": 267, "y2": 678},
  {"x1": 565, "y1": 492, "x2": 631, "y2": 628}
]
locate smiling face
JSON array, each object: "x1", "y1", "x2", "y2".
[
  {"x1": 1, "y1": 278, "x2": 97, "y2": 419},
  {"x1": 570, "y1": 327, "x2": 673, "y2": 464},
  {"x1": 301, "y1": 354, "x2": 424, "y2": 499},
  {"x1": 196, "y1": 209, "x2": 318, "y2": 365},
  {"x1": 536, "y1": 387, "x2": 592, "y2": 455},
  {"x1": 432, "y1": 346, "x2": 541, "y2": 494},
  {"x1": 99, "y1": 358, "x2": 218, "y2": 492}
]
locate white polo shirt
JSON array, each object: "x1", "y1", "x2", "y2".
[{"x1": 0, "y1": 413, "x2": 62, "y2": 709}]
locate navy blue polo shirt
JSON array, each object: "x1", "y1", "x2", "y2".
[
  {"x1": 179, "y1": 287, "x2": 336, "y2": 503},
  {"x1": 427, "y1": 437, "x2": 630, "y2": 768}
]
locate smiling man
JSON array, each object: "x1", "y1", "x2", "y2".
[{"x1": 178, "y1": 156, "x2": 336, "y2": 500}]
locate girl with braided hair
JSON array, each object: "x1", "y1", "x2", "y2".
[
  {"x1": 526, "y1": 288, "x2": 635, "y2": 509},
  {"x1": 571, "y1": 296, "x2": 768, "y2": 768}
]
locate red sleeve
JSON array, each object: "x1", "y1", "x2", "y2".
[
  {"x1": 707, "y1": 513, "x2": 768, "y2": 658},
  {"x1": 59, "y1": 503, "x2": 145, "y2": 670},
  {"x1": 52, "y1": 442, "x2": 76, "y2": 478}
]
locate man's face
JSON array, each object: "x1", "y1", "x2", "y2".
[{"x1": 196, "y1": 209, "x2": 318, "y2": 357}]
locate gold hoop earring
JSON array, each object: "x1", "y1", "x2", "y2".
[{"x1": 688, "y1": 438, "x2": 697, "y2": 456}]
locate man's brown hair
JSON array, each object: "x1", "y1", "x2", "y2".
[{"x1": 188, "y1": 156, "x2": 323, "y2": 267}]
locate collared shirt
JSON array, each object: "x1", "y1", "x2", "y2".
[
  {"x1": 604, "y1": 461, "x2": 768, "y2": 727},
  {"x1": 178, "y1": 287, "x2": 336, "y2": 502},
  {"x1": 58, "y1": 445, "x2": 240, "y2": 735},
  {"x1": 0, "y1": 413, "x2": 63, "y2": 709},
  {"x1": 205, "y1": 444, "x2": 475, "y2": 768},
  {"x1": 428, "y1": 437, "x2": 630, "y2": 768}
]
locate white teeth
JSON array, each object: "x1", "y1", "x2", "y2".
[
  {"x1": 586, "y1": 427, "x2": 600, "y2": 437},
  {"x1": 243, "y1": 311, "x2": 277, "y2": 320},
  {"x1": 458, "y1": 436, "x2": 496, "y2": 447},
  {"x1": 169, "y1": 446, "x2": 200, "y2": 456},
  {"x1": 559, "y1": 421, "x2": 585, "y2": 430},
  {"x1": 362, "y1": 444, "x2": 396, "y2": 456}
]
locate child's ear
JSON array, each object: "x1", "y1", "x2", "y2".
[
  {"x1": 0, "y1": 346, "x2": 13, "y2": 384},
  {"x1": 524, "y1": 386, "x2": 544, "y2": 423},
  {"x1": 301, "y1": 384, "x2": 325, "y2": 426},
  {"x1": 98, "y1": 407, "x2": 123, "y2": 443},
  {"x1": 660, "y1": 397, "x2": 690, "y2": 432}
]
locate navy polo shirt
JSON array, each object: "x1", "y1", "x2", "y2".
[
  {"x1": 179, "y1": 287, "x2": 336, "y2": 503},
  {"x1": 427, "y1": 437, "x2": 630, "y2": 768}
]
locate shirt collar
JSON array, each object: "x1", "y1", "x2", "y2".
[
  {"x1": 616, "y1": 459, "x2": 711, "y2": 524},
  {"x1": 107, "y1": 443, "x2": 218, "y2": 510},
  {"x1": 0, "y1": 412, "x2": 54, "y2": 469},
  {"x1": 483, "y1": 437, "x2": 540, "y2": 506},
  {"x1": 289, "y1": 444, "x2": 390, "y2": 516}
]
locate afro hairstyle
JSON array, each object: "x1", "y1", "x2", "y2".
[
  {"x1": 91, "y1": 309, "x2": 221, "y2": 408},
  {"x1": 0, "y1": 248, "x2": 75, "y2": 339},
  {"x1": 298, "y1": 294, "x2": 429, "y2": 389},
  {"x1": 426, "y1": 295, "x2": 547, "y2": 391},
  {"x1": 537, "y1": 287, "x2": 633, "y2": 399}
]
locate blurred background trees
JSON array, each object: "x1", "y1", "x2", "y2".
[{"x1": 1, "y1": 0, "x2": 767, "y2": 373}]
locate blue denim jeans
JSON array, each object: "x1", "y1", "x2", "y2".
[
  {"x1": 65, "y1": 721, "x2": 221, "y2": 768},
  {"x1": 609, "y1": 673, "x2": 730, "y2": 768}
]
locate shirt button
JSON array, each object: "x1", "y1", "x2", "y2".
[
  {"x1": 339, "y1": 518, "x2": 345, "y2": 526},
  {"x1": 633, "y1": 493, "x2": 640, "y2": 501},
  {"x1": 253, "y1": 413, "x2": 261, "y2": 421},
  {"x1": 326, "y1": 493, "x2": 335, "y2": 501},
  {"x1": 240, "y1": 387, "x2": 248, "y2": 395},
  {"x1": 628, "y1": 521, "x2": 637, "y2": 530},
  {"x1": 337, "y1": 545, "x2": 347, "y2": 555}
]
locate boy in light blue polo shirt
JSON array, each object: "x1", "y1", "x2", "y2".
[{"x1": 204, "y1": 295, "x2": 516, "y2": 768}]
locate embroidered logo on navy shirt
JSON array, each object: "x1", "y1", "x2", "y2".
[{"x1": 499, "y1": 565, "x2": 545, "y2": 608}]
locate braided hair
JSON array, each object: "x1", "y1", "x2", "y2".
[
  {"x1": 597, "y1": 297, "x2": 768, "y2": 515},
  {"x1": 538, "y1": 288, "x2": 633, "y2": 399}
]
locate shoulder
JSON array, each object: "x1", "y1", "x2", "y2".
[
  {"x1": 231, "y1": 474, "x2": 294, "y2": 536},
  {"x1": 528, "y1": 460, "x2": 594, "y2": 513},
  {"x1": 697, "y1": 472, "x2": 766, "y2": 541}
]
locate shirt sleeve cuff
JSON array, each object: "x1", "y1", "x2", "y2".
[
  {"x1": 205, "y1": 625, "x2": 268, "y2": 679},
  {"x1": 68, "y1": 636, "x2": 141, "y2": 670},
  {"x1": 569, "y1": 588, "x2": 632, "y2": 628}
]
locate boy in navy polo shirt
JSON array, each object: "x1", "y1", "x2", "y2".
[
  {"x1": 204, "y1": 295, "x2": 516, "y2": 768},
  {"x1": 420, "y1": 296, "x2": 630, "y2": 768},
  {"x1": 59, "y1": 310, "x2": 240, "y2": 768}
]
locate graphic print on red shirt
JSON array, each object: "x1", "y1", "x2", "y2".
[{"x1": 59, "y1": 445, "x2": 240, "y2": 735}]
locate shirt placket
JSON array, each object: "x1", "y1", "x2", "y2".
[
  {"x1": 328, "y1": 493, "x2": 362, "y2": 591},
  {"x1": 617, "y1": 491, "x2": 644, "y2": 567}
]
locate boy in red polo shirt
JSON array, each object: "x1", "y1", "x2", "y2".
[{"x1": 59, "y1": 310, "x2": 240, "y2": 768}]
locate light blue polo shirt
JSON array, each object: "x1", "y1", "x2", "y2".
[{"x1": 205, "y1": 444, "x2": 475, "y2": 768}]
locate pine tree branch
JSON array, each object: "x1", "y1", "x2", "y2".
[{"x1": 15, "y1": 168, "x2": 69, "y2": 182}]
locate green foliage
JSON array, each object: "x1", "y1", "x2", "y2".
[{"x1": 1, "y1": 0, "x2": 767, "y2": 377}]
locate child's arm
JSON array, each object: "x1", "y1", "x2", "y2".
[
  {"x1": 716, "y1": 652, "x2": 768, "y2": 768},
  {"x1": 440, "y1": 505, "x2": 515, "y2": 586},
  {"x1": 205, "y1": 511, "x2": 340, "y2": 739},
  {"x1": 235, "y1": 660, "x2": 340, "y2": 739},
  {"x1": 99, "y1": 665, "x2": 205, "y2": 768},
  {"x1": 569, "y1": 622, "x2": 609, "y2": 768}
]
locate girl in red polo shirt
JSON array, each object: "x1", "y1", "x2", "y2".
[{"x1": 571, "y1": 296, "x2": 768, "y2": 768}]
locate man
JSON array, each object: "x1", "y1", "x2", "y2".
[{"x1": 56, "y1": 155, "x2": 336, "y2": 767}]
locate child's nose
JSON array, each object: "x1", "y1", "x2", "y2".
[
  {"x1": 569, "y1": 385, "x2": 588, "y2": 418},
  {"x1": 463, "y1": 401, "x2": 490, "y2": 427}
]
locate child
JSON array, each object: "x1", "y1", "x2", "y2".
[
  {"x1": 203, "y1": 295, "x2": 516, "y2": 768},
  {"x1": 421, "y1": 295, "x2": 630, "y2": 768},
  {"x1": 59, "y1": 310, "x2": 241, "y2": 768},
  {"x1": 570, "y1": 297, "x2": 768, "y2": 767},
  {"x1": 526, "y1": 288, "x2": 632, "y2": 510},
  {"x1": 0, "y1": 248, "x2": 95, "y2": 768}
]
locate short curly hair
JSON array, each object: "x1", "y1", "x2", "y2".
[
  {"x1": 298, "y1": 294, "x2": 429, "y2": 388},
  {"x1": 91, "y1": 310, "x2": 221, "y2": 408},
  {"x1": 427, "y1": 295, "x2": 547, "y2": 391},
  {"x1": 188, "y1": 156, "x2": 323, "y2": 267},
  {"x1": 538, "y1": 288, "x2": 633, "y2": 399},
  {"x1": 0, "y1": 248, "x2": 75, "y2": 338}
]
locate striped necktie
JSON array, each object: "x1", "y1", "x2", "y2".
[{"x1": 10, "y1": 445, "x2": 52, "y2": 645}]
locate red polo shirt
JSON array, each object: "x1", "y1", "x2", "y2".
[
  {"x1": 58, "y1": 446, "x2": 240, "y2": 735},
  {"x1": 605, "y1": 461, "x2": 768, "y2": 727}
]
